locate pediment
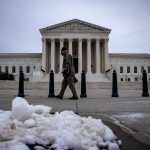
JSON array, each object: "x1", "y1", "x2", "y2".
[{"x1": 40, "y1": 19, "x2": 111, "y2": 34}]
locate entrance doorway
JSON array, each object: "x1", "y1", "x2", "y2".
[{"x1": 73, "y1": 58, "x2": 78, "y2": 73}]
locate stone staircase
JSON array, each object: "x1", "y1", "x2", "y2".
[
  {"x1": 0, "y1": 80, "x2": 149, "y2": 90},
  {"x1": 33, "y1": 71, "x2": 111, "y2": 83}
]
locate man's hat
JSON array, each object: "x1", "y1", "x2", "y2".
[{"x1": 61, "y1": 47, "x2": 68, "y2": 51}]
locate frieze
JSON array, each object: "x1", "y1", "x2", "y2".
[
  {"x1": 42, "y1": 32, "x2": 109, "y2": 38},
  {"x1": 44, "y1": 30, "x2": 109, "y2": 34}
]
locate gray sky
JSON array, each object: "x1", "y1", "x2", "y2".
[{"x1": 0, "y1": 0, "x2": 150, "y2": 53}]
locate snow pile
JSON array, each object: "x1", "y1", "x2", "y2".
[
  {"x1": 12, "y1": 97, "x2": 51, "y2": 121},
  {"x1": 0, "y1": 97, "x2": 122, "y2": 150},
  {"x1": 12, "y1": 97, "x2": 33, "y2": 121}
]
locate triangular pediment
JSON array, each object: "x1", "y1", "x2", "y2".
[{"x1": 40, "y1": 19, "x2": 111, "y2": 34}]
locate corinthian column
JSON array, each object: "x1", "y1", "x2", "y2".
[
  {"x1": 69, "y1": 38, "x2": 73, "y2": 55},
  {"x1": 104, "y1": 39, "x2": 110, "y2": 71},
  {"x1": 51, "y1": 39, "x2": 55, "y2": 72},
  {"x1": 42, "y1": 38, "x2": 46, "y2": 72},
  {"x1": 87, "y1": 39, "x2": 91, "y2": 73},
  {"x1": 59, "y1": 39, "x2": 64, "y2": 72},
  {"x1": 96, "y1": 39, "x2": 100, "y2": 73},
  {"x1": 78, "y1": 38, "x2": 82, "y2": 73}
]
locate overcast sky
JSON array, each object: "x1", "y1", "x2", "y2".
[{"x1": 0, "y1": 0, "x2": 150, "y2": 54}]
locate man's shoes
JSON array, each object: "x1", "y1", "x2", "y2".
[
  {"x1": 55, "y1": 95, "x2": 63, "y2": 99},
  {"x1": 69, "y1": 96, "x2": 78, "y2": 100}
]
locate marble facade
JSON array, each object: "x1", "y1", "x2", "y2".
[{"x1": 0, "y1": 19, "x2": 150, "y2": 82}]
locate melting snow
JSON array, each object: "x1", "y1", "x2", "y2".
[
  {"x1": 113, "y1": 113, "x2": 149, "y2": 122},
  {"x1": 0, "y1": 97, "x2": 121, "y2": 150}
]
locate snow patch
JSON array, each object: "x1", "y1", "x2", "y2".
[{"x1": 113, "y1": 112, "x2": 149, "y2": 122}]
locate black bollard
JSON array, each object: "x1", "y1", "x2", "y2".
[
  {"x1": 112, "y1": 70, "x2": 119, "y2": 97},
  {"x1": 18, "y1": 70, "x2": 25, "y2": 97},
  {"x1": 142, "y1": 70, "x2": 149, "y2": 97},
  {"x1": 48, "y1": 70, "x2": 55, "y2": 97},
  {"x1": 80, "y1": 71, "x2": 87, "y2": 98}
]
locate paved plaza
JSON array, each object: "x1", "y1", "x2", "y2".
[{"x1": 0, "y1": 87, "x2": 150, "y2": 149}]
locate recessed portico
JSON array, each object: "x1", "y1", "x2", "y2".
[{"x1": 42, "y1": 38, "x2": 109, "y2": 73}]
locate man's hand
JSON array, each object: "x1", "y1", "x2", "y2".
[{"x1": 62, "y1": 68, "x2": 70, "y2": 74}]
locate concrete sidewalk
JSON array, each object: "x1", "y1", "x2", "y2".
[{"x1": 0, "y1": 88, "x2": 150, "y2": 147}]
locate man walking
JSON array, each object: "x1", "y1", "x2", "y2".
[{"x1": 56, "y1": 47, "x2": 78, "y2": 100}]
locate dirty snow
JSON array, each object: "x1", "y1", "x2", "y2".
[{"x1": 0, "y1": 97, "x2": 121, "y2": 150}]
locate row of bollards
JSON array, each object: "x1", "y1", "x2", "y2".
[
  {"x1": 112, "y1": 69, "x2": 149, "y2": 97},
  {"x1": 18, "y1": 70, "x2": 149, "y2": 98}
]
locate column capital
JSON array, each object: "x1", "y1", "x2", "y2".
[
  {"x1": 59, "y1": 38, "x2": 64, "y2": 42},
  {"x1": 78, "y1": 38, "x2": 82, "y2": 42},
  {"x1": 87, "y1": 38, "x2": 91, "y2": 42},
  {"x1": 50, "y1": 38, "x2": 55, "y2": 41},
  {"x1": 96, "y1": 38, "x2": 100, "y2": 42},
  {"x1": 104, "y1": 38, "x2": 109, "y2": 42},
  {"x1": 100, "y1": 39, "x2": 104, "y2": 43},
  {"x1": 42, "y1": 38, "x2": 46, "y2": 42}
]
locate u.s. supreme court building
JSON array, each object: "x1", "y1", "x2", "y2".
[{"x1": 0, "y1": 19, "x2": 150, "y2": 82}]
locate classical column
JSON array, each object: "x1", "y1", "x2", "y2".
[
  {"x1": 104, "y1": 39, "x2": 110, "y2": 71},
  {"x1": 59, "y1": 39, "x2": 64, "y2": 72},
  {"x1": 78, "y1": 38, "x2": 82, "y2": 73},
  {"x1": 101, "y1": 40, "x2": 105, "y2": 73},
  {"x1": 42, "y1": 38, "x2": 47, "y2": 72},
  {"x1": 69, "y1": 38, "x2": 73, "y2": 55},
  {"x1": 100, "y1": 39, "x2": 104, "y2": 73},
  {"x1": 87, "y1": 39, "x2": 91, "y2": 73},
  {"x1": 96, "y1": 39, "x2": 100, "y2": 73},
  {"x1": 51, "y1": 39, "x2": 55, "y2": 72}
]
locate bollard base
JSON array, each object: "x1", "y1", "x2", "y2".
[
  {"x1": 112, "y1": 93, "x2": 119, "y2": 97},
  {"x1": 18, "y1": 94, "x2": 25, "y2": 98},
  {"x1": 142, "y1": 93, "x2": 149, "y2": 97},
  {"x1": 80, "y1": 94, "x2": 87, "y2": 98},
  {"x1": 48, "y1": 94, "x2": 55, "y2": 98}
]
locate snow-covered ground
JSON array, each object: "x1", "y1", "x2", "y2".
[{"x1": 0, "y1": 97, "x2": 122, "y2": 150}]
